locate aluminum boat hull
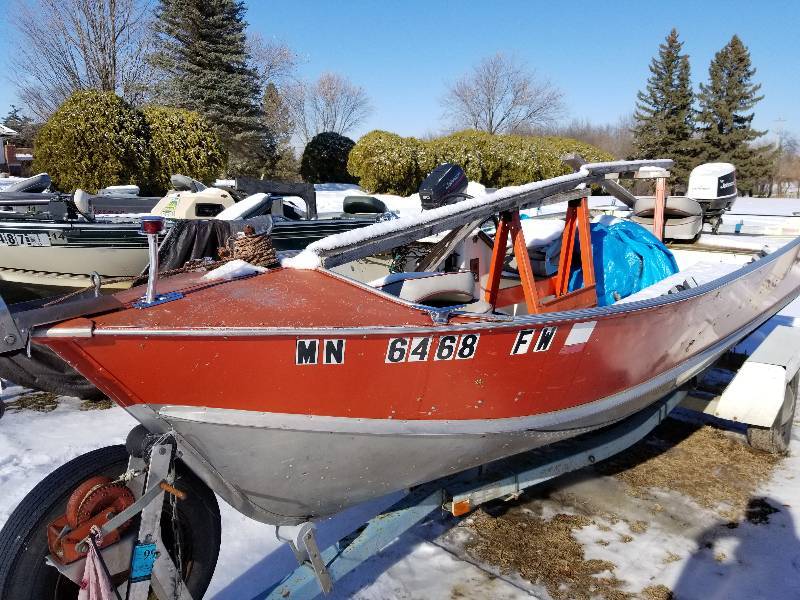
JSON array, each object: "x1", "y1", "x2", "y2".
[{"x1": 35, "y1": 235, "x2": 800, "y2": 525}]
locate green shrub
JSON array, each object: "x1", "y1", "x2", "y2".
[
  {"x1": 347, "y1": 130, "x2": 428, "y2": 195},
  {"x1": 33, "y1": 91, "x2": 149, "y2": 193},
  {"x1": 142, "y1": 106, "x2": 225, "y2": 195},
  {"x1": 541, "y1": 136, "x2": 613, "y2": 174},
  {"x1": 300, "y1": 132, "x2": 357, "y2": 184},
  {"x1": 348, "y1": 129, "x2": 614, "y2": 195}
]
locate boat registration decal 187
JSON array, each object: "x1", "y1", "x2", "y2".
[
  {"x1": 386, "y1": 334, "x2": 480, "y2": 363},
  {"x1": 0, "y1": 232, "x2": 51, "y2": 247}
]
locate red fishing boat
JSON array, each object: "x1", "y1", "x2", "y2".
[{"x1": 1, "y1": 159, "x2": 799, "y2": 599}]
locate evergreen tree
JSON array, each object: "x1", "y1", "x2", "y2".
[
  {"x1": 696, "y1": 35, "x2": 769, "y2": 194},
  {"x1": 150, "y1": 0, "x2": 269, "y2": 175},
  {"x1": 2, "y1": 105, "x2": 38, "y2": 147},
  {"x1": 261, "y1": 83, "x2": 299, "y2": 181},
  {"x1": 632, "y1": 29, "x2": 696, "y2": 187}
]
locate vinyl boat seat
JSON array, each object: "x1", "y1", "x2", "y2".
[
  {"x1": 369, "y1": 271, "x2": 476, "y2": 305},
  {"x1": 630, "y1": 196, "x2": 703, "y2": 240}
]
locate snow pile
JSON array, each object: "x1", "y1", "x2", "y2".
[
  {"x1": 617, "y1": 261, "x2": 741, "y2": 304},
  {"x1": 0, "y1": 396, "x2": 136, "y2": 527},
  {"x1": 216, "y1": 193, "x2": 268, "y2": 220},
  {"x1": 0, "y1": 176, "x2": 25, "y2": 191},
  {"x1": 730, "y1": 197, "x2": 800, "y2": 217},
  {"x1": 202, "y1": 259, "x2": 268, "y2": 281},
  {"x1": 697, "y1": 234, "x2": 775, "y2": 253},
  {"x1": 516, "y1": 218, "x2": 564, "y2": 248},
  {"x1": 281, "y1": 250, "x2": 322, "y2": 270}
]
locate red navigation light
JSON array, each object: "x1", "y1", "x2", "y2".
[{"x1": 140, "y1": 216, "x2": 165, "y2": 235}]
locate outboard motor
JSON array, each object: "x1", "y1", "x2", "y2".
[
  {"x1": 687, "y1": 162, "x2": 737, "y2": 223},
  {"x1": 419, "y1": 163, "x2": 468, "y2": 210}
]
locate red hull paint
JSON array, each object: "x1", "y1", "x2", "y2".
[{"x1": 40, "y1": 244, "x2": 800, "y2": 424}]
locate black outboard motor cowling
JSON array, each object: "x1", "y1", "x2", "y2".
[{"x1": 419, "y1": 163, "x2": 468, "y2": 210}]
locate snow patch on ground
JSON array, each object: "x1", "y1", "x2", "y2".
[
  {"x1": 0, "y1": 176, "x2": 25, "y2": 191},
  {"x1": 0, "y1": 396, "x2": 136, "y2": 525},
  {"x1": 569, "y1": 428, "x2": 800, "y2": 599}
]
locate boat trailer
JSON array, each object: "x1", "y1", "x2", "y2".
[{"x1": 47, "y1": 317, "x2": 799, "y2": 600}]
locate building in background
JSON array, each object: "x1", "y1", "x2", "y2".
[{"x1": 0, "y1": 124, "x2": 21, "y2": 175}]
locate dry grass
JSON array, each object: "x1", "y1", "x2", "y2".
[
  {"x1": 80, "y1": 397, "x2": 114, "y2": 410},
  {"x1": 596, "y1": 419, "x2": 780, "y2": 519},
  {"x1": 5, "y1": 391, "x2": 59, "y2": 412},
  {"x1": 466, "y1": 508, "x2": 631, "y2": 600},
  {"x1": 4, "y1": 392, "x2": 114, "y2": 413},
  {"x1": 464, "y1": 416, "x2": 785, "y2": 599},
  {"x1": 662, "y1": 552, "x2": 681, "y2": 564},
  {"x1": 641, "y1": 584, "x2": 674, "y2": 600}
]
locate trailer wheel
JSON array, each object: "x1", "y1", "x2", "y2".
[
  {"x1": 747, "y1": 371, "x2": 799, "y2": 454},
  {"x1": 0, "y1": 444, "x2": 221, "y2": 600}
]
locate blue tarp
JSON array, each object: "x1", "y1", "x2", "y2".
[{"x1": 569, "y1": 218, "x2": 679, "y2": 306}]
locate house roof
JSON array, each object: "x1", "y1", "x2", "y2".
[{"x1": 0, "y1": 124, "x2": 18, "y2": 137}]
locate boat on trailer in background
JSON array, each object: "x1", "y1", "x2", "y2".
[
  {"x1": 0, "y1": 175, "x2": 389, "y2": 303},
  {"x1": 0, "y1": 159, "x2": 798, "y2": 599}
]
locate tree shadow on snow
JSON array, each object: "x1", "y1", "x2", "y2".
[{"x1": 672, "y1": 496, "x2": 800, "y2": 600}]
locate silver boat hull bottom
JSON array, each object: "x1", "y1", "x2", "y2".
[{"x1": 152, "y1": 410, "x2": 584, "y2": 520}]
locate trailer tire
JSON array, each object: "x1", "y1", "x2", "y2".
[
  {"x1": 747, "y1": 372, "x2": 798, "y2": 455},
  {"x1": 0, "y1": 444, "x2": 221, "y2": 600}
]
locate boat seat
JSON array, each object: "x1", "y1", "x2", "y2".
[
  {"x1": 631, "y1": 196, "x2": 703, "y2": 240},
  {"x1": 369, "y1": 271, "x2": 475, "y2": 304},
  {"x1": 632, "y1": 196, "x2": 702, "y2": 218}
]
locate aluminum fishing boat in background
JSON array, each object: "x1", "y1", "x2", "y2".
[{"x1": 0, "y1": 177, "x2": 387, "y2": 303}]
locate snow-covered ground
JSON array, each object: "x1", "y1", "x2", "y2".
[
  {"x1": 0, "y1": 175, "x2": 25, "y2": 191},
  {"x1": 2, "y1": 195, "x2": 800, "y2": 598}
]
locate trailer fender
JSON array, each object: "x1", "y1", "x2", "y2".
[{"x1": 715, "y1": 325, "x2": 800, "y2": 428}]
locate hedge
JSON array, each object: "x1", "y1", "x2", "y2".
[
  {"x1": 142, "y1": 106, "x2": 225, "y2": 195},
  {"x1": 33, "y1": 92, "x2": 225, "y2": 194},
  {"x1": 347, "y1": 131, "x2": 427, "y2": 196},
  {"x1": 33, "y1": 91, "x2": 150, "y2": 193},
  {"x1": 300, "y1": 132, "x2": 357, "y2": 184},
  {"x1": 347, "y1": 129, "x2": 614, "y2": 195}
]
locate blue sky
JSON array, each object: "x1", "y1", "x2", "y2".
[{"x1": 1, "y1": 0, "x2": 797, "y2": 142}]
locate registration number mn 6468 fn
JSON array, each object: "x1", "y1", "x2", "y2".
[{"x1": 0, "y1": 232, "x2": 52, "y2": 247}]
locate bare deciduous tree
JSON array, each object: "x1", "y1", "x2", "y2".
[
  {"x1": 441, "y1": 53, "x2": 564, "y2": 134},
  {"x1": 286, "y1": 72, "x2": 372, "y2": 143},
  {"x1": 247, "y1": 32, "x2": 301, "y2": 89},
  {"x1": 532, "y1": 115, "x2": 636, "y2": 159},
  {"x1": 773, "y1": 133, "x2": 800, "y2": 197},
  {"x1": 10, "y1": 0, "x2": 155, "y2": 120}
]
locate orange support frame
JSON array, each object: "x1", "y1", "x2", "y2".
[{"x1": 484, "y1": 197, "x2": 597, "y2": 314}]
